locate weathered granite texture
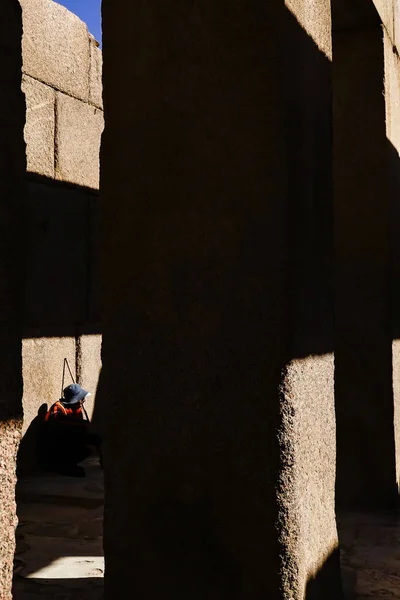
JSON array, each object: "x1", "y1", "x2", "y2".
[
  {"x1": 21, "y1": 0, "x2": 103, "y2": 187},
  {"x1": 0, "y1": 0, "x2": 25, "y2": 597},
  {"x1": 20, "y1": 0, "x2": 90, "y2": 102},
  {"x1": 373, "y1": 0, "x2": 394, "y2": 39},
  {"x1": 0, "y1": 422, "x2": 23, "y2": 600},
  {"x1": 55, "y1": 92, "x2": 104, "y2": 189},
  {"x1": 384, "y1": 11, "x2": 400, "y2": 503},
  {"x1": 76, "y1": 333, "x2": 102, "y2": 422},
  {"x1": 101, "y1": 1, "x2": 340, "y2": 598},
  {"x1": 22, "y1": 75, "x2": 55, "y2": 178},
  {"x1": 89, "y1": 35, "x2": 103, "y2": 110}
]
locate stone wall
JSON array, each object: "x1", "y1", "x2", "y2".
[
  {"x1": 19, "y1": 0, "x2": 103, "y2": 435},
  {"x1": 0, "y1": 1, "x2": 26, "y2": 596},
  {"x1": 332, "y1": 0, "x2": 400, "y2": 511},
  {"x1": 333, "y1": 1, "x2": 397, "y2": 510},
  {"x1": 381, "y1": 0, "x2": 400, "y2": 504}
]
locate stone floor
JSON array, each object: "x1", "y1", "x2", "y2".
[
  {"x1": 12, "y1": 457, "x2": 104, "y2": 600},
  {"x1": 11, "y1": 461, "x2": 400, "y2": 600},
  {"x1": 339, "y1": 511, "x2": 400, "y2": 599}
]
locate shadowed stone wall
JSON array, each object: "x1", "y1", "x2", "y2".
[
  {"x1": 333, "y1": 0, "x2": 400, "y2": 511},
  {"x1": 101, "y1": 1, "x2": 341, "y2": 598},
  {"x1": 0, "y1": 1, "x2": 25, "y2": 597},
  {"x1": 18, "y1": 0, "x2": 103, "y2": 434},
  {"x1": 333, "y1": 2, "x2": 396, "y2": 510},
  {"x1": 383, "y1": 1, "x2": 400, "y2": 504}
]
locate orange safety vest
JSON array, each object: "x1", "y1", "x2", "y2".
[{"x1": 44, "y1": 400, "x2": 84, "y2": 423}]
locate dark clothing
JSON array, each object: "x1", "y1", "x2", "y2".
[{"x1": 40, "y1": 400, "x2": 102, "y2": 474}]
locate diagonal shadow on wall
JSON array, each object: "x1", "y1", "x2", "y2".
[{"x1": 9, "y1": 1, "x2": 400, "y2": 600}]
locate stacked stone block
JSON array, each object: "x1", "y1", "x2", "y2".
[{"x1": 19, "y1": 0, "x2": 103, "y2": 433}]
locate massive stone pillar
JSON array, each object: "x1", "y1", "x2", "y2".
[
  {"x1": 384, "y1": 3, "x2": 400, "y2": 506},
  {"x1": 332, "y1": 2, "x2": 397, "y2": 510},
  {"x1": 101, "y1": 1, "x2": 341, "y2": 598},
  {"x1": 282, "y1": 4, "x2": 339, "y2": 596},
  {"x1": 0, "y1": 1, "x2": 25, "y2": 597}
]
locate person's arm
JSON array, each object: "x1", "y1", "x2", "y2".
[
  {"x1": 45, "y1": 403, "x2": 71, "y2": 429},
  {"x1": 51, "y1": 403, "x2": 65, "y2": 419},
  {"x1": 45, "y1": 402, "x2": 62, "y2": 422}
]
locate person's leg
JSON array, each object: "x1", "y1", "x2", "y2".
[
  {"x1": 46, "y1": 425, "x2": 88, "y2": 476},
  {"x1": 39, "y1": 426, "x2": 60, "y2": 471},
  {"x1": 73, "y1": 444, "x2": 92, "y2": 465}
]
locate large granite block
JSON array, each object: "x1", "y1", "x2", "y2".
[
  {"x1": 0, "y1": 421, "x2": 21, "y2": 599},
  {"x1": 55, "y1": 92, "x2": 104, "y2": 189},
  {"x1": 20, "y1": 0, "x2": 90, "y2": 102},
  {"x1": 373, "y1": 0, "x2": 394, "y2": 41},
  {"x1": 100, "y1": 0, "x2": 341, "y2": 597},
  {"x1": 76, "y1": 333, "x2": 102, "y2": 422},
  {"x1": 90, "y1": 35, "x2": 103, "y2": 109},
  {"x1": 334, "y1": 25, "x2": 396, "y2": 510},
  {"x1": 281, "y1": 355, "x2": 338, "y2": 595},
  {"x1": 22, "y1": 75, "x2": 55, "y2": 178}
]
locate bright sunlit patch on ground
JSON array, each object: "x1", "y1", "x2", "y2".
[{"x1": 27, "y1": 556, "x2": 104, "y2": 579}]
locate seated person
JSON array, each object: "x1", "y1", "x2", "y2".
[{"x1": 40, "y1": 383, "x2": 102, "y2": 477}]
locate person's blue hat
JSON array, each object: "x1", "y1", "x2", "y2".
[{"x1": 63, "y1": 383, "x2": 91, "y2": 405}]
